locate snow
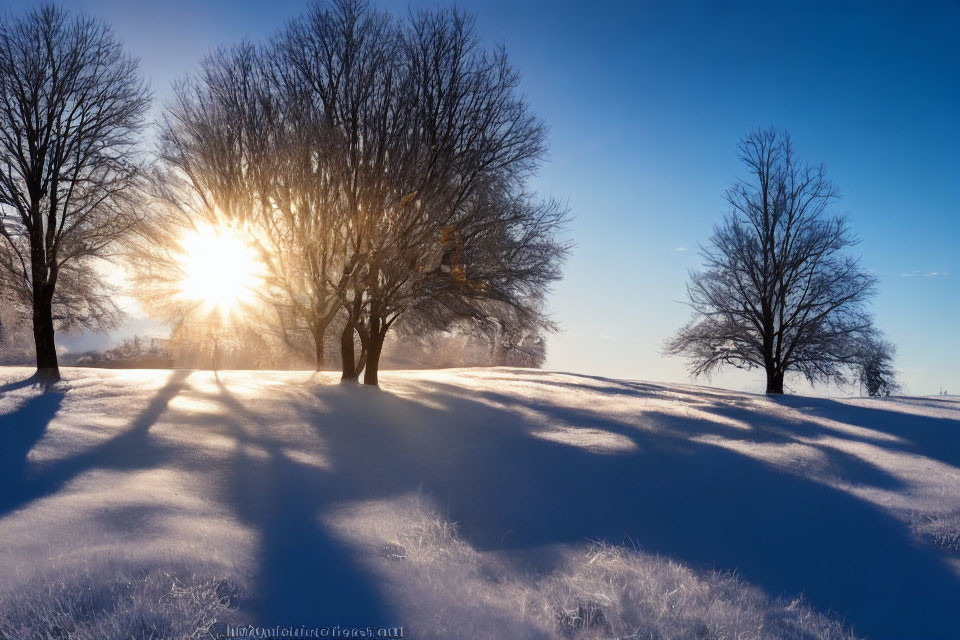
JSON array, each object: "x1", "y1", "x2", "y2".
[{"x1": 1, "y1": 366, "x2": 959, "y2": 638}]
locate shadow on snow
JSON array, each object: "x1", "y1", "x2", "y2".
[{"x1": 1, "y1": 369, "x2": 959, "y2": 639}]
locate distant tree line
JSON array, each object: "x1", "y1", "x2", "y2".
[
  {"x1": 64, "y1": 321, "x2": 545, "y2": 372},
  {"x1": 71, "y1": 335, "x2": 173, "y2": 369}
]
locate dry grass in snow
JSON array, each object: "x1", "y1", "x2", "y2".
[
  {"x1": 327, "y1": 493, "x2": 860, "y2": 640},
  {"x1": 0, "y1": 558, "x2": 241, "y2": 640}
]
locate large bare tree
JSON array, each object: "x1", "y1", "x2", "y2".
[
  {"x1": 666, "y1": 128, "x2": 879, "y2": 394},
  {"x1": 284, "y1": 3, "x2": 567, "y2": 385},
  {"x1": 0, "y1": 6, "x2": 149, "y2": 382},
  {"x1": 146, "y1": 0, "x2": 568, "y2": 385},
  {"x1": 275, "y1": 0, "x2": 417, "y2": 382},
  {"x1": 152, "y1": 37, "x2": 365, "y2": 371}
]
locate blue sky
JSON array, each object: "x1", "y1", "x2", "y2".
[{"x1": 8, "y1": 0, "x2": 957, "y2": 394}]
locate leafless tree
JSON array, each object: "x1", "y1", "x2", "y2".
[
  {"x1": 146, "y1": 0, "x2": 568, "y2": 385},
  {"x1": 151, "y1": 35, "x2": 363, "y2": 371},
  {"x1": 0, "y1": 6, "x2": 149, "y2": 382},
  {"x1": 855, "y1": 332, "x2": 899, "y2": 397},
  {"x1": 285, "y1": 2, "x2": 567, "y2": 385},
  {"x1": 666, "y1": 128, "x2": 878, "y2": 394},
  {"x1": 269, "y1": 0, "x2": 413, "y2": 383}
]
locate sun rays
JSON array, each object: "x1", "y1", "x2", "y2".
[{"x1": 176, "y1": 223, "x2": 264, "y2": 316}]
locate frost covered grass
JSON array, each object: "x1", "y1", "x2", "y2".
[
  {"x1": 0, "y1": 559, "x2": 241, "y2": 640},
  {"x1": 328, "y1": 494, "x2": 860, "y2": 640},
  {"x1": 538, "y1": 545, "x2": 858, "y2": 640},
  {"x1": 539, "y1": 545, "x2": 858, "y2": 640},
  {"x1": 1, "y1": 366, "x2": 958, "y2": 639},
  {"x1": 910, "y1": 509, "x2": 960, "y2": 556}
]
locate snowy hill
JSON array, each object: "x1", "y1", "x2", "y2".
[{"x1": 1, "y1": 366, "x2": 958, "y2": 639}]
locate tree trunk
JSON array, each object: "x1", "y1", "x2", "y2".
[
  {"x1": 33, "y1": 286, "x2": 60, "y2": 383},
  {"x1": 312, "y1": 324, "x2": 325, "y2": 371},
  {"x1": 363, "y1": 332, "x2": 385, "y2": 386},
  {"x1": 342, "y1": 290, "x2": 368, "y2": 382},
  {"x1": 340, "y1": 323, "x2": 363, "y2": 382},
  {"x1": 765, "y1": 369, "x2": 784, "y2": 394},
  {"x1": 363, "y1": 305, "x2": 385, "y2": 386}
]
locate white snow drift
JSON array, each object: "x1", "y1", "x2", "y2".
[{"x1": 0, "y1": 367, "x2": 958, "y2": 639}]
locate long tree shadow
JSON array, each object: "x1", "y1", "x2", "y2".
[
  {"x1": 0, "y1": 370, "x2": 191, "y2": 518},
  {"x1": 5, "y1": 368, "x2": 958, "y2": 639},
  {"x1": 0, "y1": 390, "x2": 65, "y2": 492},
  {"x1": 294, "y1": 379, "x2": 960, "y2": 640},
  {"x1": 768, "y1": 394, "x2": 960, "y2": 469},
  {"x1": 518, "y1": 374, "x2": 960, "y2": 473},
  {"x1": 483, "y1": 372, "x2": 960, "y2": 469},
  {"x1": 0, "y1": 370, "x2": 396, "y2": 631},
  {"x1": 478, "y1": 370, "x2": 755, "y2": 405},
  {"x1": 0, "y1": 373, "x2": 52, "y2": 394},
  {"x1": 210, "y1": 378, "x2": 394, "y2": 628},
  {"x1": 466, "y1": 386, "x2": 909, "y2": 492}
]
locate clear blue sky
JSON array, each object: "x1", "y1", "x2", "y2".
[{"x1": 8, "y1": 0, "x2": 958, "y2": 394}]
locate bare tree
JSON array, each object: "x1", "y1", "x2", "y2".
[
  {"x1": 152, "y1": 36, "x2": 364, "y2": 372},
  {"x1": 274, "y1": 0, "x2": 415, "y2": 383},
  {"x1": 146, "y1": 0, "x2": 568, "y2": 385},
  {"x1": 855, "y1": 332, "x2": 899, "y2": 397},
  {"x1": 666, "y1": 128, "x2": 878, "y2": 394},
  {"x1": 299, "y1": 4, "x2": 567, "y2": 385},
  {"x1": 0, "y1": 6, "x2": 149, "y2": 382}
]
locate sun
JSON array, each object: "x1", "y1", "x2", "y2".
[{"x1": 177, "y1": 223, "x2": 264, "y2": 314}]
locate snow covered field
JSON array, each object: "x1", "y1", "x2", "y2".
[{"x1": 1, "y1": 366, "x2": 958, "y2": 639}]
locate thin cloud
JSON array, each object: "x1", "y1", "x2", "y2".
[
  {"x1": 899, "y1": 270, "x2": 950, "y2": 278},
  {"x1": 674, "y1": 246, "x2": 688, "y2": 253}
]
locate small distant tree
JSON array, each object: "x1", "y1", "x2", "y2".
[
  {"x1": 0, "y1": 6, "x2": 149, "y2": 382},
  {"x1": 98, "y1": 335, "x2": 172, "y2": 368},
  {"x1": 855, "y1": 333, "x2": 899, "y2": 397},
  {"x1": 666, "y1": 129, "x2": 879, "y2": 394}
]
